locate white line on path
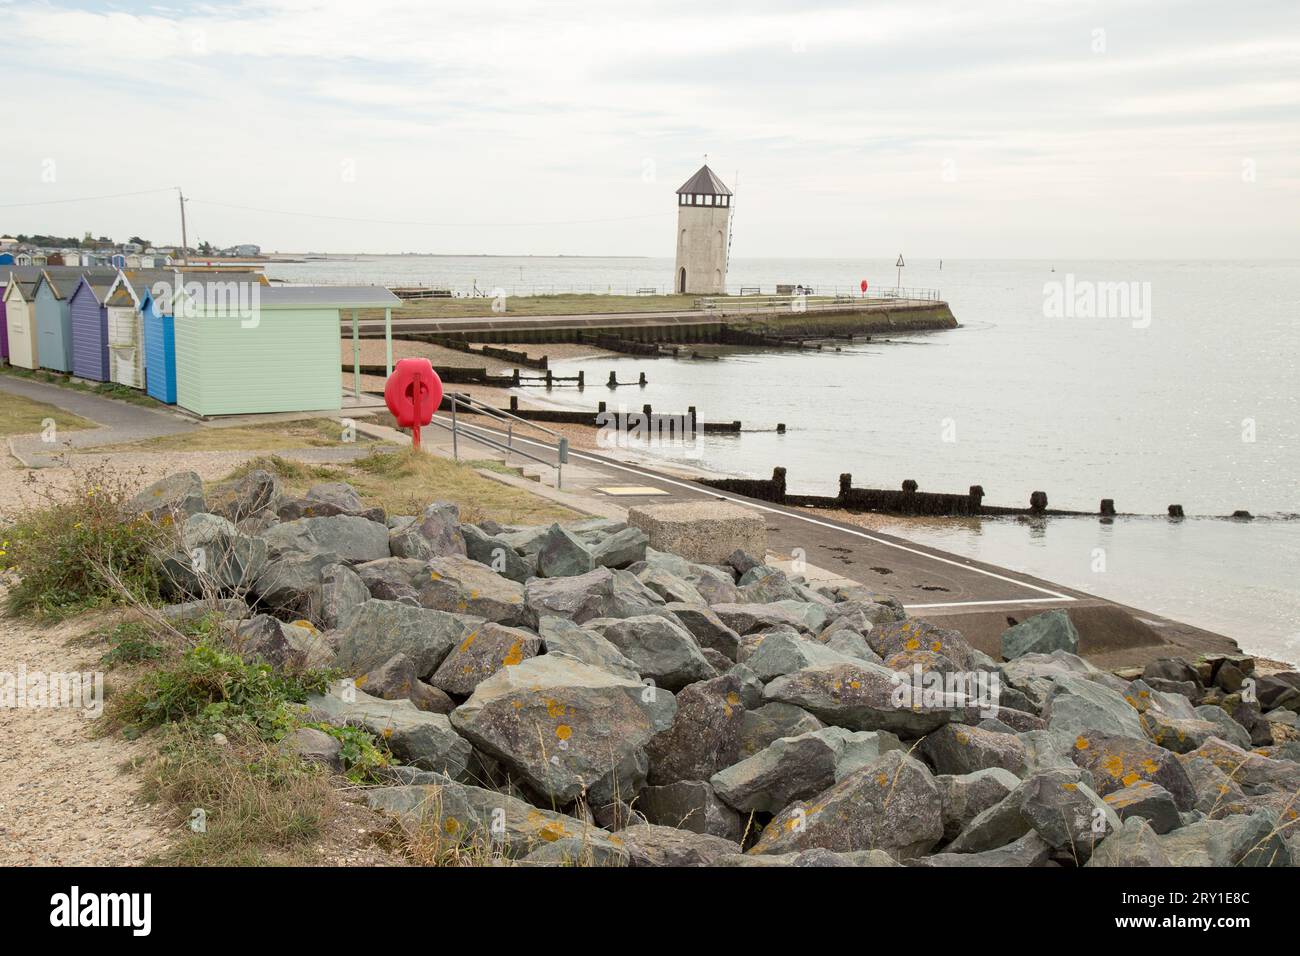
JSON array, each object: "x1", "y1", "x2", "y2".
[{"x1": 432, "y1": 414, "x2": 1077, "y2": 610}]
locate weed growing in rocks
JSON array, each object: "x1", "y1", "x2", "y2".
[
  {"x1": 0, "y1": 467, "x2": 166, "y2": 619},
  {"x1": 140, "y1": 725, "x2": 337, "y2": 866},
  {"x1": 109, "y1": 642, "x2": 334, "y2": 740},
  {"x1": 100, "y1": 620, "x2": 168, "y2": 668}
]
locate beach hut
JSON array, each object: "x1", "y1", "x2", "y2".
[
  {"x1": 32, "y1": 270, "x2": 79, "y2": 372},
  {"x1": 3, "y1": 275, "x2": 40, "y2": 368},
  {"x1": 0, "y1": 253, "x2": 14, "y2": 266},
  {"x1": 0, "y1": 272, "x2": 10, "y2": 363},
  {"x1": 141, "y1": 288, "x2": 177, "y2": 403},
  {"x1": 105, "y1": 285, "x2": 144, "y2": 387},
  {"x1": 100, "y1": 268, "x2": 173, "y2": 390},
  {"x1": 174, "y1": 284, "x2": 399, "y2": 416},
  {"x1": 69, "y1": 274, "x2": 117, "y2": 381}
]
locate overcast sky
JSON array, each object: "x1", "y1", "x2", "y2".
[{"x1": 2, "y1": 0, "x2": 1297, "y2": 258}]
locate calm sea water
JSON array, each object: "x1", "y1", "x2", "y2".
[{"x1": 270, "y1": 256, "x2": 1300, "y2": 662}]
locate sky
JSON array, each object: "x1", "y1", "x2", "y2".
[{"x1": 1, "y1": 0, "x2": 1298, "y2": 258}]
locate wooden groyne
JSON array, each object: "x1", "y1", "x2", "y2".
[{"x1": 697, "y1": 470, "x2": 1187, "y2": 518}]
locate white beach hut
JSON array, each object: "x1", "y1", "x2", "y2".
[{"x1": 3, "y1": 275, "x2": 40, "y2": 368}]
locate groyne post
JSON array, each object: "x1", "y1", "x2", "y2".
[
  {"x1": 1030, "y1": 491, "x2": 1048, "y2": 513},
  {"x1": 1100, "y1": 499, "x2": 1116, "y2": 516}
]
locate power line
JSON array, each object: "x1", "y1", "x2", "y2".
[
  {"x1": 186, "y1": 197, "x2": 673, "y2": 228},
  {"x1": 0, "y1": 187, "x2": 176, "y2": 209}
]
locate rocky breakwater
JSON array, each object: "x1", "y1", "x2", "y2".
[{"x1": 136, "y1": 471, "x2": 1300, "y2": 866}]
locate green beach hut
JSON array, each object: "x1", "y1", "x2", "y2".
[{"x1": 173, "y1": 283, "x2": 399, "y2": 416}]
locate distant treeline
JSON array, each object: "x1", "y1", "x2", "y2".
[{"x1": 8, "y1": 233, "x2": 153, "y2": 249}]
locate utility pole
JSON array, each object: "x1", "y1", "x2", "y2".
[{"x1": 177, "y1": 186, "x2": 189, "y2": 266}]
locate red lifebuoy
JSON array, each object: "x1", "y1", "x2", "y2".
[{"x1": 384, "y1": 358, "x2": 443, "y2": 448}]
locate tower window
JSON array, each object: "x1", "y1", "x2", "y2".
[{"x1": 705, "y1": 195, "x2": 713, "y2": 205}]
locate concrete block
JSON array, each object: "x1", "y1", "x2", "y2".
[{"x1": 627, "y1": 501, "x2": 766, "y2": 565}]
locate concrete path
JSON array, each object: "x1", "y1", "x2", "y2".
[{"x1": 0, "y1": 375, "x2": 197, "y2": 467}]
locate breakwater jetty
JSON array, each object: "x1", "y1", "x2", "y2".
[{"x1": 348, "y1": 296, "x2": 957, "y2": 346}]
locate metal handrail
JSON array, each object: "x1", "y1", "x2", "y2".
[
  {"x1": 448, "y1": 391, "x2": 564, "y2": 440},
  {"x1": 696, "y1": 288, "x2": 942, "y2": 311},
  {"x1": 433, "y1": 392, "x2": 569, "y2": 489}
]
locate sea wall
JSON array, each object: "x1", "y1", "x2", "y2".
[
  {"x1": 363, "y1": 300, "x2": 957, "y2": 346},
  {"x1": 726, "y1": 302, "x2": 958, "y2": 338}
]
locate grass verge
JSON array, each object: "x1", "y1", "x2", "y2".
[
  {"x1": 87, "y1": 417, "x2": 385, "y2": 454},
  {"x1": 0, "y1": 388, "x2": 95, "y2": 436},
  {"x1": 356, "y1": 292, "x2": 696, "y2": 321},
  {"x1": 225, "y1": 447, "x2": 577, "y2": 524}
]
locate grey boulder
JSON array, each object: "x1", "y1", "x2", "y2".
[{"x1": 449, "y1": 654, "x2": 676, "y2": 805}]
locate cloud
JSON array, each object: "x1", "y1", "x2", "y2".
[{"x1": 1, "y1": 0, "x2": 1297, "y2": 257}]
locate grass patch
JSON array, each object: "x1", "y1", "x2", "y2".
[
  {"x1": 223, "y1": 454, "x2": 348, "y2": 483},
  {"x1": 216, "y1": 448, "x2": 576, "y2": 525},
  {"x1": 357, "y1": 292, "x2": 696, "y2": 322},
  {"x1": 141, "y1": 725, "x2": 338, "y2": 866},
  {"x1": 0, "y1": 364, "x2": 163, "y2": 408},
  {"x1": 344, "y1": 447, "x2": 577, "y2": 523},
  {"x1": 100, "y1": 619, "x2": 169, "y2": 668},
  {"x1": 108, "y1": 641, "x2": 334, "y2": 740},
  {"x1": 0, "y1": 467, "x2": 166, "y2": 620},
  {"x1": 87, "y1": 417, "x2": 386, "y2": 454},
  {"x1": 0, "y1": 389, "x2": 95, "y2": 436},
  {"x1": 105, "y1": 619, "x2": 392, "y2": 865}
]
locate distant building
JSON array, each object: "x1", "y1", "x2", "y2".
[
  {"x1": 673, "y1": 164, "x2": 732, "y2": 295},
  {"x1": 0, "y1": 237, "x2": 17, "y2": 250},
  {"x1": 223, "y1": 243, "x2": 262, "y2": 257}
]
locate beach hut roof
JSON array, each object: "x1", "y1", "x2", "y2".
[
  {"x1": 675, "y1": 164, "x2": 732, "y2": 196},
  {"x1": 72, "y1": 274, "x2": 117, "y2": 303},
  {"x1": 4, "y1": 275, "x2": 40, "y2": 300},
  {"x1": 257, "y1": 286, "x2": 402, "y2": 309},
  {"x1": 34, "y1": 267, "x2": 116, "y2": 299}
]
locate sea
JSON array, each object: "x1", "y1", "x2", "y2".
[{"x1": 266, "y1": 255, "x2": 1300, "y2": 664}]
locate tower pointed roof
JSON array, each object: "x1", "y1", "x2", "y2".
[{"x1": 676, "y1": 165, "x2": 732, "y2": 196}]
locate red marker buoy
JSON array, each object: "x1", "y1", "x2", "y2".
[
  {"x1": 384, "y1": 358, "x2": 443, "y2": 449},
  {"x1": 860, "y1": 279, "x2": 868, "y2": 294}
]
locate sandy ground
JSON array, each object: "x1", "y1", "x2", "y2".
[
  {"x1": 0, "y1": 451, "x2": 271, "y2": 526},
  {"x1": 0, "y1": 601, "x2": 169, "y2": 865},
  {"x1": 341, "y1": 337, "x2": 616, "y2": 372}
]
